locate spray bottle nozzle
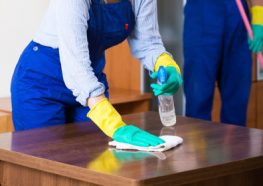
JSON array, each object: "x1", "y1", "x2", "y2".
[{"x1": 158, "y1": 66, "x2": 168, "y2": 84}]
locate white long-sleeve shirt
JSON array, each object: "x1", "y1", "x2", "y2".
[{"x1": 33, "y1": 0, "x2": 167, "y2": 106}]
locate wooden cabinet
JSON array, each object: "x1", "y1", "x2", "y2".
[
  {"x1": 0, "y1": 98, "x2": 13, "y2": 133},
  {"x1": 105, "y1": 40, "x2": 152, "y2": 114},
  {"x1": 0, "y1": 112, "x2": 13, "y2": 133},
  {"x1": 105, "y1": 41, "x2": 141, "y2": 91},
  {"x1": 212, "y1": 87, "x2": 221, "y2": 123},
  {"x1": 0, "y1": 90, "x2": 152, "y2": 133},
  {"x1": 109, "y1": 88, "x2": 152, "y2": 115},
  {"x1": 257, "y1": 81, "x2": 263, "y2": 129}
]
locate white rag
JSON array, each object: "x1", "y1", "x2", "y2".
[{"x1": 109, "y1": 135, "x2": 183, "y2": 152}]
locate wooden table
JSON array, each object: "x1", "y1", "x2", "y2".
[{"x1": 0, "y1": 112, "x2": 263, "y2": 186}]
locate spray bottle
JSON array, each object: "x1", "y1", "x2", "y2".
[{"x1": 157, "y1": 66, "x2": 176, "y2": 126}]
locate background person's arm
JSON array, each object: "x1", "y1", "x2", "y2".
[
  {"x1": 56, "y1": 0, "x2": 106, "y2": 107},
  {"x1": 248, "y1": 0, "x2": 263, "y2": 52}
]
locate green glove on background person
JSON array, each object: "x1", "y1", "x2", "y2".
[
  {"x1": 87, "y1": 98, "x2": 164, "y2": 147},
  {"x1": 150, "y1": 53, "x2": 183, "y2": 96},
  {"x1": 249, "y1": 6, "x2": 263, "y2": 52}
]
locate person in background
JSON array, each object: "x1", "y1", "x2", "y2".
[
  {"x1": 11, "y1": 0, "x2": 182, "y2": 147},
  {"x1": 183, "y1": 0, "x2": 263, "y2": 126}
]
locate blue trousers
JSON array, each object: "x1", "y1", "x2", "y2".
[
  {"x1": 11, "y1": 42, "x2": 109, "y2": 131},
  {"x1": 183, "y1": 0, "x2": 252, "y2": 126}
]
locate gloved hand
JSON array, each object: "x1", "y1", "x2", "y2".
[
  {"x1": 87, "y1": 98, "x2": 164, "y2": 147},
  {"x1": 113, "y1": 125, "x2": 164, "y2": 147},
  {"x1": 249, "y1": 6, "x2": 263, "y2": 53},
  {"x1": 150, "y1": 53, "x2": 183, "y2": 96}
]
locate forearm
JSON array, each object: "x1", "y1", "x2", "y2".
[
  {"x1": 56, "y1": 0, "x2": 106, "y2": 106},
  {"x1": 128, "y1": 0, "x2": 166, "y2": 71},
  {"x1": 250, "y1": 0, "x2": 263, "y2": 6},
  {"x1": 87, "y1": 94, "x2": 106, "y2": 108}
]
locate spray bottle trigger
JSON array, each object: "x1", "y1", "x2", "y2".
[{"x1": 158, "y1": 66, "x2": 168, "y2": 85}]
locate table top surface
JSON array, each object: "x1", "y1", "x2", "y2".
[{"x1": 1, "y1": 112, "x2": 263, "y2": 186}]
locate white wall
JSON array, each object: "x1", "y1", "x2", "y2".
[{"x1": 0, "y1": 0, "x2": 49, "y2": 98}]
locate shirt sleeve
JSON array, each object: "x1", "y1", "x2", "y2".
[
  {"x1": 128, "y1": 0, "x2": 167, "y2": 72},
  {"x1": 56, "y1": 0, "x2": 105, "y2": 106}
]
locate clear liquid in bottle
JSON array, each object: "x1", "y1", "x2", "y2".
[
  {"x1": 158, "y1": 95, "x2": 176, "y2": 126},
  {"x1": 157, "y1": 66, "x2": 176, "y2": 127}
]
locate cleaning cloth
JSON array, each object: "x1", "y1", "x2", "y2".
[{"x1": 109, "y1": 135, "x2": 183, "y2": 152}]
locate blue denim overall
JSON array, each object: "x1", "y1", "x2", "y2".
[
  {"x1": 11, "y1": 0, "x2": 135, "y2": 131},
  {"x1": 183, "y1": 0, "x2": 252, "y2": 126}
]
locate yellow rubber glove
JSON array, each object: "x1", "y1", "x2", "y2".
[
  {"x1": 151, "y1": 53, "x2": 183, "y2": 96},
  {"x1": 87, "y1": 98, "x2": 164, "y2": 147},
  {"x1": 249, "y1": 6, "x2": 263, "y2": 52},
  {"x1": 154, "y1": 53, "x2": 181, "y2": 73},
  {"x1": 87, "y1": 98, "x2": 126, "y2": 138},
  {"x1": 251, "y1": 6, "x2": 263, "y2": 26}
]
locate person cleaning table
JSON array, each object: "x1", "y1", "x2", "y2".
[
  {"x1": 11, "y1": 0, "x2": 182, "y2": 147},
  {"x1": 183, "y1": 0, "x2": 263, "y2": 126}
]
